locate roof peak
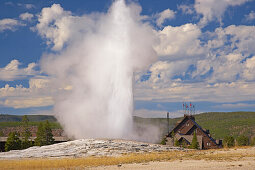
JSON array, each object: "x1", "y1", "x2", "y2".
[{"x1": 184, "y1": 114, "x2": 195, "y2": 120}]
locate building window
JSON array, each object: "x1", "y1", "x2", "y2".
[
  {"x1": 207, "y1": 142, "x2": 211, "y2": 146},
  {"x1": 186, "y1": 123, "x2": 189, "y2": 126}
]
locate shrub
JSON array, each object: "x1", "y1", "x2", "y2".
[
  {"x1": 174, "y1": 139, "x2": 180, "y2": 146},
  {"x1": 223, "y1": 136, "x2": 235, "y2": 147},
  {"x1": 161, "y1": 137, "x2": 166, "y2": 145},
  {"x1": 251, "y1": 137, "x2": 255, "y2": 146},
  {"x1": 236, "y1": 135, "x2": 249, "y2": 146},
  {"x1": 5, "y1": 132, "x2": 21, "y2": 151}
]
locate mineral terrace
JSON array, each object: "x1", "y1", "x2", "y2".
[{"x1": 0, "y1": 139, "x2": 183, "y2": 159}]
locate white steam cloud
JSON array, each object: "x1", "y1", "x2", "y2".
[{"x1": 38, "y1": 0, "x2": 157, "y2": 140}]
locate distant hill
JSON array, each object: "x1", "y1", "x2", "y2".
[
  {"x1": 0, "y1": 112, "x2": 255, "y2": 139},
  {"x1": 0, "y1": 114, "x2": 57, "y2": 122},
  {"x1": 134, "y1": 111, "x2": 255, "y2": 140},
  {"x1": 0, "y1": 114, "x2": 60, "y2": 129}
]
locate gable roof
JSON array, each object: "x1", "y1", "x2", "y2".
[{"x1": 168, "y1": 114, "x2": 218, "y2": 146}]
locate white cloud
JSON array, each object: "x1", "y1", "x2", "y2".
[
  {"x1": 17, "y1": 3, "x2": 35, "y2": 9},
  {"x1": 0, "y1": 18, "x2": 22, "y2": 32},
  {"x1": 1, "y1": 97, "x2": 53, "y2": 109},
  {"x1": 156, "y1": 9, "x2": 175, "y2": 27},
  {"x1": 0, "y1": 60, "x2": 38, "y2": 81},
  {"x1": 245, "y1": 11, "x2": 255, "y2": 21},
  {"x1": 0, "y1": 77, "x2": 61, "y2": 109},
  {"x1": 194, "y1": 0, "x2": 250, "y2": 27},
  {"x1": 136, "y1": 23, "x2": 255, "y2": 103},
  {"x1": 177, "y1": 4, "x2": 194, "y2": 15},
  {"x1": 19, "y1": 12, "x2": 34, "y2": 21},
  {"x1": 214, "y1": 103, "x2": 255, "y2": 109},
  {"x1": 154, "y1": 23, "x2": 206, "y2": 59},
  {"x1": 35, "y1": 4, "x2": 93, "y2": 51},
  {"x1": 135, "y1": 81, "x2": 255, "y2": 103},
  {"x1": 35, "y1": 4, "x2": 72, "y2": 50}
]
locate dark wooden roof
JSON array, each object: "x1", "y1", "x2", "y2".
[{"x1": 167, "y1": 114, "x2": 218, "y2": 146}]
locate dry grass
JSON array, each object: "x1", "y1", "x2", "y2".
[{"x1": 0, "y1": 147, "x2": 254, "y2": 170}]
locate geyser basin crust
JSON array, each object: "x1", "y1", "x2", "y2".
[{"x1": 0, "y1": 139, "x2": 181, "y2": 159}]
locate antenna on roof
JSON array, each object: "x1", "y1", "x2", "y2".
[{"x1": 167, "y1": 112, "x2": 169, "y2": 134}]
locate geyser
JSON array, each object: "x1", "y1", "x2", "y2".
[{"x1": 39, "y1": 0, "x2": 157, "y2": 139}]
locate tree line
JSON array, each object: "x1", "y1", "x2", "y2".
[
  {"x1": 5, "y1": 115, "x2": 55, "y2": 152},
  {"x1": 223, "y1": 135, "x2": 255, "y2": 147}
]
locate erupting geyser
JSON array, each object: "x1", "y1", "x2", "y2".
[{"x1": 40, "y1": 0, "x2": 157, "y2": 139}]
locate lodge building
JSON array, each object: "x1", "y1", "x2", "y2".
[{"x1": 165, "y1": 114, "x2": 222, "y2": 149}]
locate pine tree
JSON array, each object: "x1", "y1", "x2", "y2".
[
  {"x1": 5, "y1": 132, "x2": 22, "y2": 151},
  {"x1": 44, "y1": 120, "x2": 55, "y2": 145},
  {"x1": 35, "y1": 122, "x2": 46, "y2": 146},
  {"x1": 35, "y1": 121, "x2": 54, "y2": 146},
  {"x1": 191, "y1": 131, "x2": 199, "y2": 149},
  {"x1": 21, "y1": 115, "x2": 32, "y2": 149}
]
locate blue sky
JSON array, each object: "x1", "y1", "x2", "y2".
[{"x1": 0, "y1": 0, "x2": 255, "y2": 118}]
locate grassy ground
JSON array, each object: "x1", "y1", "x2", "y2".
[{"x1": 0, "y1": 146, "x2": 254, "y2": 169}]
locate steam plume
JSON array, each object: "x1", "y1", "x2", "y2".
[{"x1": 40, "y1": 0, "x2": 157, "y2": 139}]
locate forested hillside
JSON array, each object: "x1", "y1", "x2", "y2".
[{"x1": 1, "y1": 112, "x2": 255, "y2": 139}]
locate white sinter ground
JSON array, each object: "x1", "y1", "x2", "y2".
[{"x1": 0, "y1": 139, "x2": 182, "y2": 159}]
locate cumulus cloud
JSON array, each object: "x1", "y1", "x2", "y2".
[
  {"x1": 0, "y1": 18, "x2": 23, "y2": 32},
  {"x1": 0, "y1": 78, "x2": 56, "y2": 109},
  {"x1": 0, "y1": 60, "x2": 38, "y2": 81},
  {"x1": 19, "y1": 12, "x2": 34, "y2": 21},
  {"x1": 137, "y1": 23, "x2": 255, "y2": 104},
  {"x1": 35, "y1": 4, "x2": 73, "y2": 50},
  {"x1": 194, "y1": 0, "x2": 250, "y2": 27},
  {"x1": 35, "y1": 4, "x2": 98, "y2": 51},
  {"x1": 154, "y1": 23, "x2": 206, "y2": 59},
  {"x1": 156, "y1": 9, "x2": 175, "y2": 27}
]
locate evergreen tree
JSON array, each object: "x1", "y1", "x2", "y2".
[
  {"x1": 191, "y1": 131, "x2": 199, "y2": 149},
  {"x1": 44, "y1": 120, "x2": 55, "y2": 145},
  {"x1": 35, "y1": 122, "x2": 46, "y2": 146},
  {"x1": 5, "y1": 132, "x2": 22, "y2": 151},
  {"x1": 21, "y1": 115, "x2": 32, "y2": 149},
  {"x1": 35, "y1": 121, "x2": 54, "y2": 146},
  {"x1": 236, "y1": 135, "x2": 249, "y2": 146},
  {"x1": 223, "y1": 136, "x2": 235, "y2": 147}
]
